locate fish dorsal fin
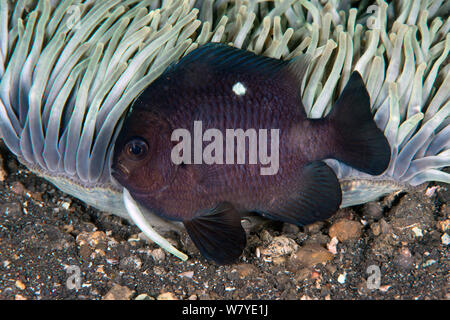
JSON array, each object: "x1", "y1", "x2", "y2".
[
  {"x1": 286, "y1": 53, "x2": 312, "y2": 92},
  {"x1": 164, "y1": 43, "x2": 311, "y2": 91},
  {"x1": 176, "y1": 43, "x2": 287, "y2": 74}
]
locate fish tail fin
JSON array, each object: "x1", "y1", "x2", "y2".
[{"x1": 327, "y1": 72, "x2": 391, "y2": 175}]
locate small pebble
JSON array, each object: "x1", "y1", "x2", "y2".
[
  {"x1": 272, "y1": 256, "x2": 286, "y2": 265},
  {"x1": 380, "y1": 219, "x2": 393, "y2": 233},
  {"x1": 363, "y1": 202, "x2": 383, "y2": 220},
  {"x1": 60, "y1": 201, "x2": 71, "y2": 210},
  {"x1": 289, "y1": 244, "x2": 333, "y2": 268},
  {"x1": 303, "y1": 233, "x2": 330, "y2": 245},
  {"x1": 103, "y1": 284, "x2": 134, "y2": 300},
  {"x1": 63, "y1": 224, "x2": 74, "y2": 233},
  {"x1": 441, "y1": 233, "x2": 450, "y2": 245},
  {"x1": 379, "y1": 285, "x2": 391, "y2": 293},
  {"x1": 327, "y1": 237, "x2": 339, "y2": 254},
  {"x1": 293, "y1": 268, "x2": 312, "y2": 282},
  {"x1": 423, "y1": 259, "x2": 437, "y2": 267},
  {"x1": 311, "y1": 271, "x2": 320, "y2": 280},
  {"x1": 258, "y1": 236, "x2": 299, "y2": 261},
  {"x1": 157, "y1": 292, "x2": 177, "y2": 300},
  {"x1": 304, "y1": 221, "x2": 324, "y2": 234},
  {"x1": 11, "y1": 181, "x2": 26, "y2": 195},
  {"x1": 437, "y1": 220, "x2": 450, "y2": 232},
  {"x1": 96, "y1": 265, "x2": 105, "y2": 274},
  {"x1": 135, "y1": 294, "x2": 153, "y2": 300},
  {"x1": 153, "y1": 266, "x2": 165, "y2": 275},
  {"x1": 411, "y1": 226, "x2": 423, "y2": 238},
  {"x1": 371, "y1": 222, "x2": 382, "y2": 236},
  {"x1": 282, "y1": 223, "x2": 300, "y2": 234},
  {"x1": 119, "y1": 255, "x2": 142, "y2": 270},
  {"x1": 0, "y1": 154, "x2": 6, "y2": 182},
  {"x1": 127, "y1": 234, "x2": 140, "y2": 242},
  {"x1": 255, "y1": 247, "x2": 261, "y2": 258},
  {"x1": 2, "y1": 203, "x2": 22, "y2": 219},
  {"x1": 395, "y1": 246, "x2": 414, "y2": 270},
  {"x1": 233, "y1": 264, "x2": 257, "y2": 278},
  {"x1": 15, "y1": 280, "x2": 26, "y2": 290},
  {"x1": 329, "y1": 219, "x2": 362, "y2": 241},
  {"x1": 425, "y1": 186, "x2": 438, "y2": 197},
  {"x1": 76, "y1": 231, "x2": 107, "y2": 250},
  {"x1": 259, "y1": 230, "x2": 273, "y2": 243},
  {"x1": 106, "y1": 257, "x2": 119, "y2": 265},
  {"x1": 151, "y1": 248, "x2": 166, "y2": 261},
  {"x1": 78, "y1": 245, "x2": 92, "y2": 259},
  {"x1": 29, "y1": 191, "x2": 43, "y2": 202},
  {"x1": 337, "y1": 272, "x2": 347, "y2": 284},
  {"x1": 179, "y1": 271, "x2": 194, "y2": 279}
]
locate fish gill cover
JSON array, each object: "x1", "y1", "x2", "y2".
[{"x1": 0, "y1": 0, "x2": 449, "y2": 261}]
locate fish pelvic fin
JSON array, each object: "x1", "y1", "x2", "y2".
[
  {"x1": 183, "y1": 202, "x2": 246, "y2": 265},
  {"x1": 328, "y1": 71, "x2": 391, "y2": 175}
]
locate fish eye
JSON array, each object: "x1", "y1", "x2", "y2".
[{"x1": 125, "y1": 137, "x2": 149, "y2": 160}]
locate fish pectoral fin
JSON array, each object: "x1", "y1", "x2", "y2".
[
  {"x1": 186, "y1": 163, "x2": 223, "y2": 190},
  {"x1": 263, "y1": 161, "x2": 342, "y2": 226},
  {"x1": 183, "y1": 202, "x2": 246, "y2": 265}
]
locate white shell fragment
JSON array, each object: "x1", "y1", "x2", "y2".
[
  {"x1": 337, "y1": 272, "x2": 347, "y2": 284},
  {"x1": 441, "y1": 233, "x2": 450, "y2": 246}
]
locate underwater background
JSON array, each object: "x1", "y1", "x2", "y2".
[{"x1": 0, "y1": 0, "x2": 448, "y2": 299}]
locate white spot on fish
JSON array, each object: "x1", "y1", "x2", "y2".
[{"x1": 232, "y1": 82, "x2": 246, "y2": 96}]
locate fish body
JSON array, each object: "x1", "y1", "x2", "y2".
[{"x1": 112, "y1": 43, "x2": 391, "y2": 264}]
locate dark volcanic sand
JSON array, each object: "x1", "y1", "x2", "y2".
[{"x1": 0, "y1": 143, "x2": 448, "y2": 300}]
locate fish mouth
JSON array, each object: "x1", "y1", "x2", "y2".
[
  {"x1": 111, "y1": 164, "x2": 176, "y2": 200},
  {"x1": 119, "y1": 184, "x2": 170, "y2": 203},
  {"x1": 111, "y1": 162, "x2": 131, "y2": 178}
]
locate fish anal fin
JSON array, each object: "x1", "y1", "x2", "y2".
[{"x1": 184, "y1": 202, "x2": 246, "y2": 265}]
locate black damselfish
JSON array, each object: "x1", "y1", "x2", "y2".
[{"x1": 112, "y1": 43, "x2": 391, "y2": 264}]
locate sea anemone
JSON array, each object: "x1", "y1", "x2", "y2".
[{"x1": 0, "y1": 0, "x2": 448, "y2": 260}]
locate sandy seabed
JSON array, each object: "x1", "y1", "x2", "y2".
[{"x1": 0, "y1": 144, "x2": 448, "y2": 300}]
